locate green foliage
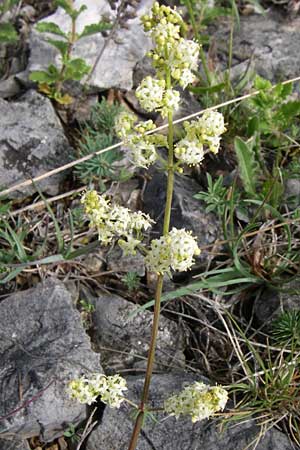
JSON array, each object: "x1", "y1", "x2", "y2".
[
  {"x1": 234, "y1": 136, "x2": 259, "y2": 197},
  {"x1": 0, "y1": 0, "x2": 19, "y2": 43},
  {"x1": 79, "y1": 299, "x2": 95, "y2": 313},
  {"x1": 122, "y1": 271, "x2": 141, "y2": 292},
  {"x1": 29, "y1": 0, "x2": 112, "y2": 103},
  {"x1": 0, "y1": 22, "x2": 18, "y2": 43},
  {"x1": 79, "y1": 21, "x2": 112, "y2": 39},
  {"x1": 194, "y1": 174, "x2": 228, "y2": 216},
  {"x1": 35, "y1": 21, "x2": 67, "y2": 37},
  {"x1": 64, "y1": 423, "x2": 81, "y2": 444},
  {"x1": 272, "y1": 310, "x2": 300, "y2": 348},
  {"x1": 74, "y1": 100, "x2": 131, "y2": 190}
]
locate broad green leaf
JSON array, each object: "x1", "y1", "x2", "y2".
[
  {"x1": 36, "y1": 21, "x2": 67, "y2": 38},
  {"x1": 0, "y1": 22, "x2": 18, "y2": 43},
  {"x1": 29, "y1": 65, "x2": 60, "y2": 83},
  {"x1": 234, "y1": 136, "x2": 258, "y2": 196},
  {"x1": 46, "y1": 38, "x2": 68, "y2": 57},
  {"x1": 79, "y1": 21, "x2": 112, "y2": 39},
  {"x1": 64, "y1": 58, "x2": 90, "y2": 80}
]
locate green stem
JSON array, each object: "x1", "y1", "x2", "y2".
[
  {"x1": 55, "y1": 12, "x2": 77, "y2": 94},
  {"x1": 127, "y1": 68, "x2": 175, "y2": 450},
  {"x1": 185, "y1": 0, "x2": 212, "y2": 86}
]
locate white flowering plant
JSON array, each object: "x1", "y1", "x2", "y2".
[{"x1": 70, "y1": 3, "x2": 228, "y2": 449}]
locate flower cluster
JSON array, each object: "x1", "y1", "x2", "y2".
[
  {"x1": 136, "y1": 76, "x2": 180, "y2": 118},
  {"x1": 115, "y1": 111, "x2": 167, "y2": 168},
  {"x1": 164, "y1": 382, "x2": 228, "y2": 423},
  {"x1": 145, "y1": 228, "x2": 200, "y2": 274},
  {"x1": 141, "y1": 2, "x2": 200, "y2": 89},
  {"x1": 174, "y1": 111, "x2": 226, "y2": 165},
  {"x1": 69, "y1": 373, "x2": 127, "y2": 408},
  {"x1": 82, "y1": 190, "x2": 153, "y2": 253}
]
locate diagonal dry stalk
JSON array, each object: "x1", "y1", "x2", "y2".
[{"x1": 1, "y1": 75, "x2": 300, "y2": 198}]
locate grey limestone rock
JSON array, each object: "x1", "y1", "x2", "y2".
[
  {"x1": 0, "y1": 278, "x2": 102, "y2": 443},
  {"x1": 143, "y1": 171, "x2": 220, "y2": 263},
  {"x1": 91, "y1": 292, "x2": 186, "y2": 372},
  {"x1": 28, "y1": 0, "x2": 153, "y2": 91},
  {"x1": 85, "y1": 373, "x2": 293, "y2": 450},
  {"x1": 0, "y1": 438, "x2": 30, "y2": 450},
  {"x1": 0, "y1": 90, "x2": 72, "y2": 198},
  {"x1": 213, "y1": 12, "x2": 300, "y2": 83}
]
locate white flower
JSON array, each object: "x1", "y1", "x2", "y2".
[
  {"x1": 69, "y1": 374, "x2": 127, "y2": 409},
  {"x1": 203, "y1": 135, "x2": 221, "y2": 154},
  {"x1": 128, "y1": 139, "x2": 157, "y2": 168},
  {"x1": 175, "y1": 138, "x2": 204, "y2": 165},
  {"x1": 118, "y1": 236, "x2": 141, "y2": 255},
  {"x1": 145, "y1": 234, "x2": 172, "y2": 275},
  {"x1": 176, "y1": 39, "x2": 199, "y2": 70},
  {"x1": 178, "y1": 68, "x2": 196, "y2": 88},
  {"x1": 130, "y1": 211, "x2": 154, "y2": 232},
  {"x1": 81, "y1": 190, "x2": 154, "y2": 246},
  {"x1": 168, "y1": 228, "x2": 200, "y2": 272},
  {"x1": 199, "y1": 111, "x2": 226, "y2": 137},
  {"x1": 161, "y1": 89, "x2": 180, "y2": 118},
  {"x1": 145, "y1": 227, "x2": 200, "y2": 274},
  {"x1": 115, "y1": 110, "x2": 137, "y2": 139},
  {"x1": 136, "y1": 76, "x2": 165, "y2": 112},
  {"x1": 164, "y1": 382, "x2": 228, "y2": 423}
]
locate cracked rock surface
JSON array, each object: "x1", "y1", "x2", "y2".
[
  {"x1": 85, "y1": 373, "x2": 293, "y2": 450},
  {"x1": 0, "y1": 278, "x2": 102, "y2": 442},
  {"x1": 0, "y1": 90, "x2": 72, "y2": 198},
  {"x1": 90, "y1": 292, "x2": 186, "y2": 372},
  {"x1": 213, "y1": 12, "x2": 300, "y2": 82}
]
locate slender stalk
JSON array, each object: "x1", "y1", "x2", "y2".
[
  {"x1": 127, "y1": 68, "x2": 175, "y2": 450},
  {"x1": 185, "y1": 0, "x2": 212, "y2": 86},
  {"x1": 55, "y1": 6, "x2": 77, "y2": 93}
]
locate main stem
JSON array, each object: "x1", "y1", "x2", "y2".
[{"x1": 127, "y1": 69, "x2": 174, "y2": 450}]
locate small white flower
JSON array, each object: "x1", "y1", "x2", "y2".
[
  {"x1": 199, "y1": 111, "x2": 226, "y2": 137},
  {"x1": 164, "y1": 382, "x2": 228, "y2": 423},
  {"x1": 128, "y1": 139, "x2": 157, "y2": 168},
  {"x1": 168, "y1": 228, "x2": 200, "y2": 272},
  {"x1": 115, "y1": 110, "x2": 137, "y2": 139},
  {"x1": 178, "y1": 68, "x2": 196, "y2": 88},
  {"x1": 118, "y1": 236, "x2": 141, "y2": 255},
  {"x1": 175, "y1": 138, "x2": 204, "y2": 165},
  {"x1": 145, "y1": 227, "x2": 200, "y2": 274},
  {"x1": 161, "y1": 89, "x2": 180, "y2": 118},
  {"x1": 136, "y1": 76, "x2": 165, "y2": 112},
  {"x1": 69, "y1": 374, "x2": 127, "y2": 409},
  {"x1": 203, "y1": 135, "x2": 221, "y2": 154}
]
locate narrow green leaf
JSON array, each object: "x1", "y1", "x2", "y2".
[
  {"x1": 234, "y1": 136, "x2": 258, "y2": 196},
  {"x1": 189, "y1": 82, "x2": 225, "y2": 95}
]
